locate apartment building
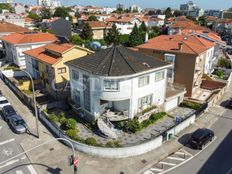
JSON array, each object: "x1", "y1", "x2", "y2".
[{"x1": 137, "y1": 35, "x2": 215, "y2": 97}]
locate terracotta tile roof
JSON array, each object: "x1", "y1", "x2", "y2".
[
  {"x1": 1, "y1": 32, "x2": 57, "y2": 44},
  {"x1": 137, "y1": 34, "x2": 215, "y2": 55},
  {"x1": 23, "y1": 43, "x2": 75, "y2": 65},
  {"x1": 0, "y1": 21, "x2": 29, "y2": 34},
  {"x1": 169, "y1": 20, "x2": 210, "y2": 32},
  {"x1": 105, "y1": 16, "x2": 134, "y2": 23},
  {"x1": 44, "y1": 43, "x2": 74, "y2": 54},
  {"x1": 87, "y1": 21, "x2": 111, "y2": 29}
]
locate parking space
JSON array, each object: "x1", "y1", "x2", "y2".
[{"x1": 143, "y1": 137, "x2": 216, "y2": 174}]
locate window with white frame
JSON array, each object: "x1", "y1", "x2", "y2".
[
  {"x1": 155, "y1": 70, "x2": 165, "y2": 81},
  {"x1": 164, "y1": 54, "x2": 176, "y2": 63},
  {"x1": 104, "y1": 80, "x2": 119, "y2": 91},
  {"x1": 72, "y1": 70, "x2": 79, "y2": 81},
  {"x1": 73, "y1": 90, "x2": 80, "y2": 104},
  {"x1": 138, "y1": 94, "x2": 153, "y2": 111},
  {"x1": 57, "y1": 67, "x2": 66, "y2": 74},
  {"x1": 138, "y1": 76, "x2": 149, "y2": 87}
]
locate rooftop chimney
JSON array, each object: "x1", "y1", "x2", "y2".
[{"x1": 178, "y1": 43, "x2": 183, "y2": 50}]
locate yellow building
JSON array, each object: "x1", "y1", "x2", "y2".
[{"x1": 24, "y1": 42, "x2": 93, "y2": 99}]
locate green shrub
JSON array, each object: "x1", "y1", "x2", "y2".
[
  {"x1": 85, "y1": 137, "x2": 97, "y2": 146},
  {"x1": 66, "y1": 129, "x2": 77, "y2": 139},
  {"x1": 48, "y1": 113, "x2": 59, "y2": 123},
  {"x1": 59, "y1": 116, "x2": 67, "y2": 125},
  {"x1": 181, "y1": 101, "x2": 201, "y2": 110},
  {"x1": 66, "y1": 118, "x2": 77, "y2": 130},
  {"x1": 141, "y1": 119, "x2": 152, "y2": 128},
  {"x1": 126, "y1": 119, "x2": 140, "y2": 133},
  {"x1": 217, "y1": 58, "x2": 231, "y2": 69},
  {"x1": 214, "y1": 69, "x2": 225, "y2": 79},
  {"x1": 113, "y1": 140, "x2": 122, "y2": 147},
  {"x1": 105, "y1": 141, "x2": 114, "y2": 147}
]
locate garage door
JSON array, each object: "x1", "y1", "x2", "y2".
[{"x1": 165, "y1": 97, "x2": 178, "y2": 111}]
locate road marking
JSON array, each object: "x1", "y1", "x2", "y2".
[
  {"x1": 160, "y1": 136, "x2": 217, "y2": 174},
  {"x1": 174, "y1": 151, "x2": 185, "y2": 155},
  {"x1": 0, "y1": 126, "x2": 2, "y2": 130},
  {"x1": 150, "y1": 167, "x2": 164, "y2": 172},
  {"x1": 180, "y1": 149, "x2": 193, "y2": 157},
  {"x1": 167, "y1": 156, "x2": 185, "y2": 161},
  {"x1": 20, "y1": 155, "x2": 27, "y2": 160},
  {"x1": 16, "y1": 170, "x2": 24, "y2": 174},
  {"x1": 159, "y1": 161, "x2": 176, "y2": 166},
  {"x1": 0, "y1": 138, "x2": 15, "y2": 146},
  {"x1": 143, "y1": 170, "x2": 154, "y2": 174},
  {"x1": 27, "y1": 165, "x2": 37, "y2": 174},
  {"x1": 0, "y1": 159, "x2": 19, "y2": 169},
  {"x1": 226, "y1": 167, "x2": 232, "y2": 174}
]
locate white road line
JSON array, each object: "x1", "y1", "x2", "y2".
[
  {"x1": 174, "y1": 151, "x2": 185, "y2": 155},
  {"x1": 20, "y1": 155, "x2": 27, "y2": 160},
  {"x1": 180, "y1": 149, "x2": 193, "y2": 157},
  {"x1": 143, "y1": 170, "x2": 154, "y2": 174},
  {"x1": 27, "y1": 165, "x2": 37, "y2": 174},
  {"x1": 0, "y1": 159, "x2": 19, "y2": 169},
  {"x1": 0, "y1": 126, "x2": 2, "y2": 130},
  {"x1": 160, "y1": 136, "x2": 217, "y2": 174},
  {"x1": 226, "y1": 167, "x2": 232, "y2": 174},
  {"x1": 167, "y1": 156, "x2": 185, "y2": 161},
  {"x1": 150, "y1": 167, "x2": 164, "y2": 172},
  {"x1": 16, "y1": 170, "x2": 24, "y2": 174},
  {"x1": 0, "y1": 138, "x2": 15, "y2": 146},
  {"x1": 159, "y1": 161, "x2": 176, "y2": 166}
]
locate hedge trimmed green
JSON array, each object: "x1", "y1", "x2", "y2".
[{"x1": 181, "y1": 101, "x2": 201, "y2": 110}]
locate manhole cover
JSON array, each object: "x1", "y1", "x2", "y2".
[
  {"x1": 141, "y1": 159, "x2": 147, "y2": 164},
  {"x1": 49, "y1": 147, "x2": 54, "y2": 151}
]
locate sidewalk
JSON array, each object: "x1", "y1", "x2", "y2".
[{"x1": 0, "y1": 78, "x2": 230, "y2": 174}]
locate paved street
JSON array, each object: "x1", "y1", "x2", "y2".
[
  {"x1": 164, "y1": 108, "x2": 232, "y2": 174},
  {"x1": 0, "y1": 117, "x2": 37, "y2": 174}
]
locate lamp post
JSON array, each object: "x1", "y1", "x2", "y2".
[{"x1": 20, "y1": 69, "x2": 39, "y2": 138}]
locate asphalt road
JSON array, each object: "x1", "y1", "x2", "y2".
[
  {"x1": 0, "y1": 115, "x2": 37, "y2": 174},
  {"x1": 167, "y1": 108, "x2": 232, "y2": 174}
]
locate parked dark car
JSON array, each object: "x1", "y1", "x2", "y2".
[
  {"x1": 1, "y1": 105, "x2": 16, "y2": 121},
  {"x1": 8, "y1": 115, "x2": 28, "y2": 134},
  {"x1": 189, "y1": 128, "x2": 214, "y2": 150},
  {"x1": 225, "y1": 98, "x2": 232, "y2": 109}
]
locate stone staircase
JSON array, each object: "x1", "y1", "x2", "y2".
[{"x1": 97, "y1": 117, "x2": 117, "y2": 139}]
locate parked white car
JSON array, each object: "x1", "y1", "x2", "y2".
[{"x1": 0, "y1": 96, "x2": 11, "y2": 109}]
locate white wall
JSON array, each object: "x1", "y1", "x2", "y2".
[
  {"x1": 204, "y1": 47, "x2": 215, "y2": 74},
  {"x1": 70, "y1": 66, "x2": 168, "y2": 119}
]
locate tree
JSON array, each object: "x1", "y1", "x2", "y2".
[
  {"x1": 27, "y1": 12, "x2": 41, "y2": 22},
  {"x1": 54, "y1": 7, "x2": 71, "y2": 20},
  {"x1": 149, "y1": 26, "x2": 162, "y2": 39},
  {"x1": 198, "y1": 16, "x2": 206, "y2": 26},
  {"x1": 139, "y1": 21, "x2": 148, "y2": 42},
  {"x1": 128, "y1": 24, "x2": 144, "y2": 47},
  {"x1": 0, "y1": 3, "x2": 13, "y2": 13},
  {"x1": 148, "y1": 10, "x2": 155, "y2": 16},
  {"x1": 164, "y1": 7, "x2": 173, "y2": 19},
  {"x1": 40, "y1": 7, "x2": 52, "y2": 19},
  {"x1": 119, "y1": 34, "x2": 129, "y2": 46},
  {"x1": 70, "y1": 34, "x2": 83, "y2": 45},
  {"x1": 81, "y1": 23, "x2": 93, "y2": 40},
  {"x1": 173, "y1": 10, "x2": 183, "y2": 17},
  {"x1": 88, "y1": 15, "x2": 98, "y2": 21},
  {"x1": 105, "y1": 24, "x2": 121, "y2": 45},
  {"x1": 186, "y1": 16, "x2": 197, "y2": 23}
]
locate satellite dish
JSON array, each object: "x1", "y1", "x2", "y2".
[{"x1": 90, "y1": 41, "x2": 102, "y2": 50}]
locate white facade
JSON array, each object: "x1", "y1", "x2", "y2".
[
  {"x1": 204, "y1": 47, "x2": 215, "y2": 74},
  {"x1": 3, "y1": 41, "x2": 53, "y2": 69},
  {"x1": 69, "y1": 65, "x2": 169, "y2": 120},
  {"x1": 114, "y1": 18, "x2": 141, "y2": 35}
]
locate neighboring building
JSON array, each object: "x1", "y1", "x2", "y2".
[
  {"x1": 0, "y1": 13, "x2": 25, "y2": 27},
  {"x1": 129, "y1": 5, "x2": 142, "y2": 13},
  {"x1": 37, "y1": 0, "x2": 51, "y2": 6},
  {"x1": 87, "y1": 21, "x2": 111, "y2": 40},
  {"x1": 14, "y1": 4, "x2": 26, "y2": 14},
  {"x1": 139, "y1": 16, "x2": 165, "y2": 27},
  {"x1": 1, "y1": 31, "x2": 57, "y2": 69},
  {"x1": 40, "y1": 18, "x2": 72, "y2": 39},
  {"x1": 116, "y1": 3, "x2": 125, "y2": 10},
  {"x1": 137, "y1": 35, "x2": 216, "y2": 97},
  {"x1": 66, "y1": 45, "x2": 185, "y2": 122},
  {"x1": 103, "y1": 7, "x2": 116, "y2": 14},
  {"x1": 0, "y1": 21, "x2": 28, "y2": 58},
  {"x1": 180, "y1": 1, "x2": 197, "y2": 11},
  {"x1": 204, "y1": 10, "x2": 222, "y2": 18},
  {"x1": 221, "y1": 9, "x2": 232, "y2": 19},
  {"x1": 180, "y1": 1, "x2": 203, "y2": 18},
  {"x1": 105, "y1": 16, "x2": 141, "y2": 34},
  {"x1": 24, "y1": 43, "x2": 93, "y2": 99},
  {"x1": 51, "y1": 0, "x2": 61, "y2": 7},
  {"x1": 24, "y1": 17, "x2": 36, "y2": 30}
]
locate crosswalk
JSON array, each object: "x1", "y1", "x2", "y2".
[{"x1": 143, "y1": 149, "x2": 193, "y2": 174}]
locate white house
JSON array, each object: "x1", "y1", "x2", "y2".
[
  {"x1": 66, "y1": 46, "x2": 184, "y2": 122},
  {"x1": 1, "y1": 31, "x2": 57, "y2": 69},
  {"x1": 106, "y1": 16, "x2": 141, "y2": 34}
]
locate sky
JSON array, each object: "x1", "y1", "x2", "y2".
[{"x1": 14, "y1": 0, "x2": 232, "y2": 10}]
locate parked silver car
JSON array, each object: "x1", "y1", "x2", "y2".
[{"x1": 8, "y1": 115, "x2": 28, "y2": 134}]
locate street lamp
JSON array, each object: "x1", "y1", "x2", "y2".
[{"x1": 20, "y1": 69, "x2": 40, "y2": 138}]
